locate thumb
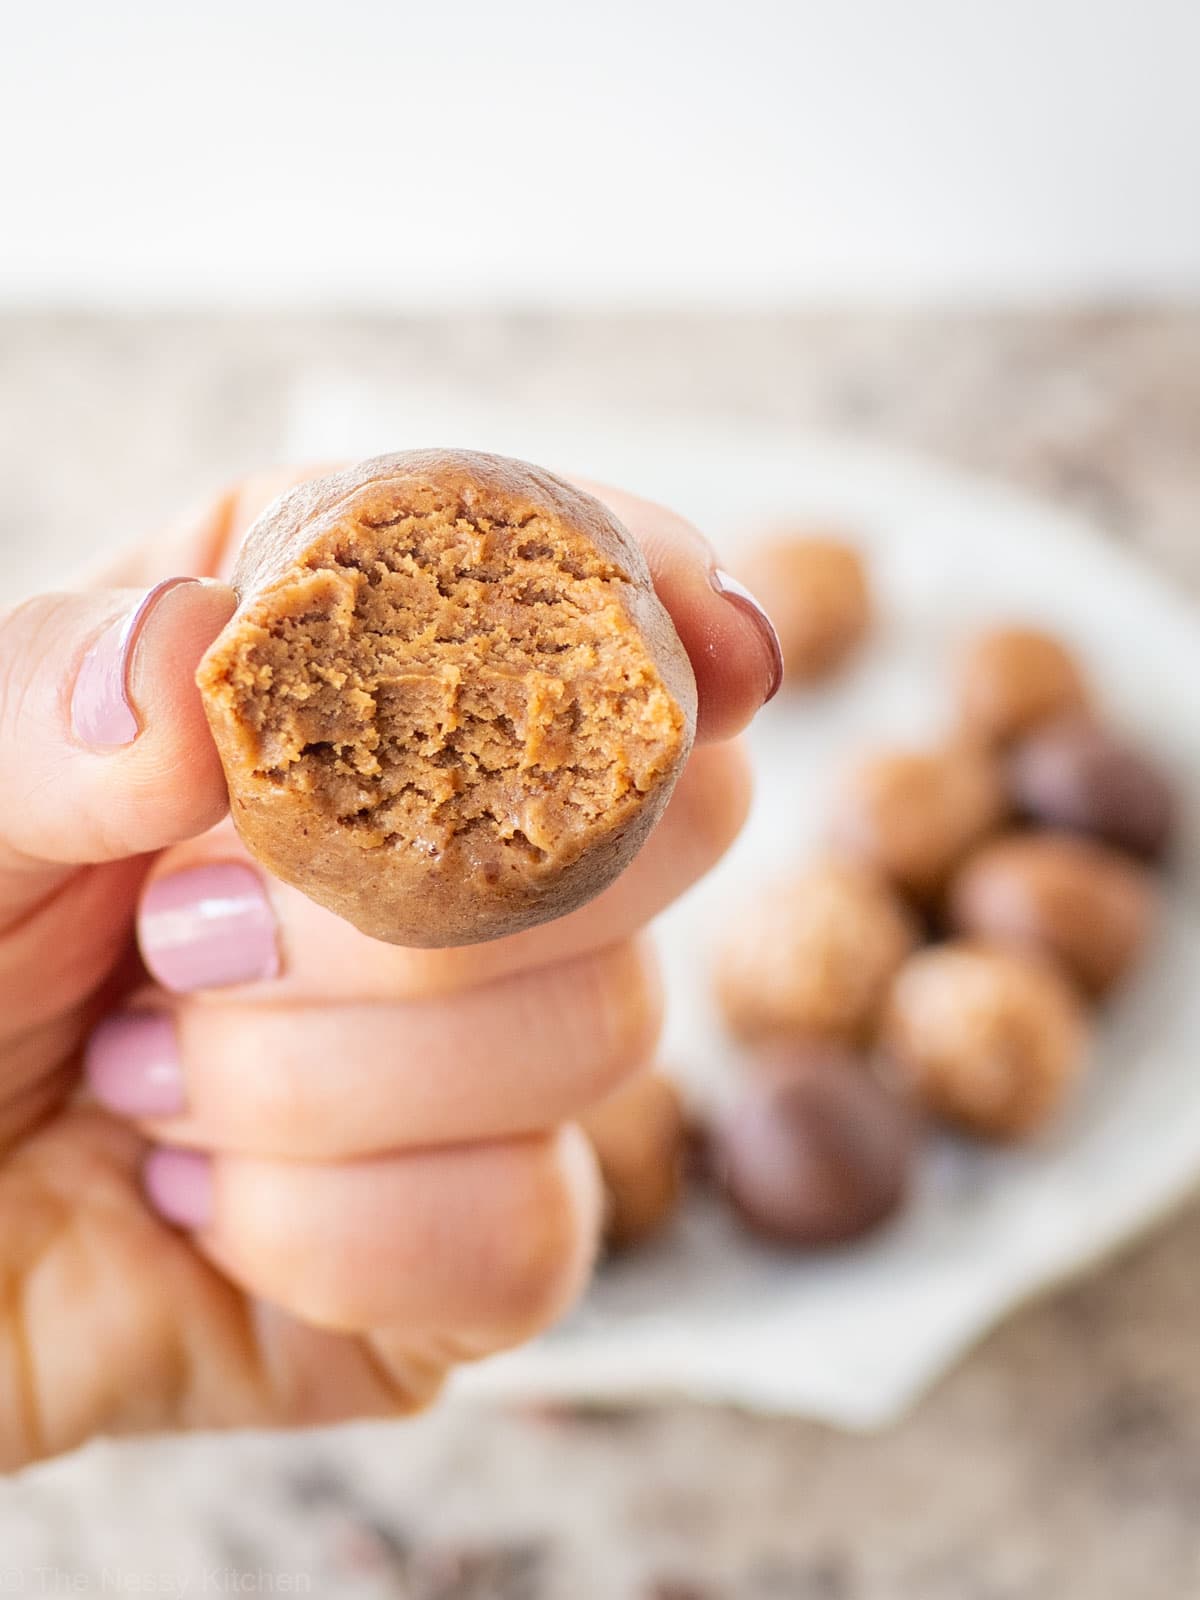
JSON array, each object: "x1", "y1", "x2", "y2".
[{"x1": 0, "y1": 578, "x2": 236, "y2": 874}]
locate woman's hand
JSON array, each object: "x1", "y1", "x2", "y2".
[{"x1": 0, "y1": 468, "x2": 779, "y2": 1468}]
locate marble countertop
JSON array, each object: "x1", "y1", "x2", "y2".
[{"x1": 1, "y1": 311, "x2": 1199, "y2": 1599}]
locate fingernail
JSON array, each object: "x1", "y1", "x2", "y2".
[
  {"x1": 710, "y1": 569, "x2": 785, "y2": 703},
  {"x1": 142, "y1": 1148, "x2": 213, "y2": 1230},
  {"x1": 85, "y1": 1011, "x2": 185, "y2": 1118},
  {"x1": 71, "y1": 577, "x2": 200, "y2": 750},
  {"x1": 139, "y1": 863, "x2": 280, "y2": 993}
]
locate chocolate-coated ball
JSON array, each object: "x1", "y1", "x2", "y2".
[
  {"x1": 1007, "y1": 719, "x2": 1176, "y2": 862},
  {"x1": 717, "y1": 1058, "x2": 916, "y2": 1247}
]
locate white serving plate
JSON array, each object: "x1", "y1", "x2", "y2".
[{"x1": 288, "y1": 390, "x2": 1200, "y2": 1428}]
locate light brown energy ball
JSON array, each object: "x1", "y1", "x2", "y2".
[
  {"x1": 738, "y1": 534, "x2": 871, "y2": 683},
  {"x1": 830, "y1": 745, "x2": 1008, "y2": 903},
  {"x1": 958, "y1": 626, "x2": 1091, "y2": 747},
  {"x1": 579, "y1": 1070, "x2": 687, "y2": 1249},
  {"x1": 196, "y1": 450, "x2": 696, "y2": 947},
  {"x1": 714, "y1": 859, "x2": 920, "y2": 1047},
  {"x1": 946, "y1": 831, "x2": 1157, "y2": 999},
  {"x1": 880, "y1": 941, "x2": 1089, "y2": 1139}
]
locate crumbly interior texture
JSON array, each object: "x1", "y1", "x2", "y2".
[{"x1": 205, "y1": 495, "x2": 685, "y2": 880}]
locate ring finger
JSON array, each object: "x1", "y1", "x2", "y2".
[{"x1": 142, "y1": 1124, "x2": 602, "y2": 1350}]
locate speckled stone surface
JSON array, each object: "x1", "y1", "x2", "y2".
[{"x1": 2, "y1": 312, "x2": 1200, "y2": 1599}]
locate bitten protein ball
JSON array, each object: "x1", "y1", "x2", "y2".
[
  {"x1": 716, "y1": 1057, "x2": 916, "y2": 1246},
  {"x1": 197, "y1": 451, "x2": 697, "y2": 947},
  {"x1": 1007, "y1": 719, "x2": 1176, "y2": 863},
  {"x1": 579, "y1": 1070, "x2": 687, "y2": 1249},
  {"x1": 714, "y1": 860, "x2": 919, "y2": 1047},
  {"x1": 738, "y1": 534, "x2": 871, "y2": 683},
  {"x1": 957, "y1": 625, "x2": 1091, "y2": 747},
  {"x1": 946, "y1": 831, "x2": 1157, "y2": 999},
  {"x1": 830, "y1": 745, "x2": 1008, "y2": 903},
  {"x1": 880, "y1": 941, "x2": 1089, "y2": 1139}
]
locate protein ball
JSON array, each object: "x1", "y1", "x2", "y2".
[
  {"x1": 579, "y1": 1070, "x2": 687, "y2": 1250},
  {"x1": 716, "y1": 1058, "x2": 916, "y2": 1247},
  {"x1": 958, "y1": 626, "x2": 1091, "y2": 747},
  {"x1": 714, "y1": 860, "x2": 920, "y2": 1048},
  {"x1": 830, "y1": 745, "x2": 1008, "y2": 903},
  {"x1": 197, "y1": 450, "x2": 697, "y2": 947},
  {"x1": 738, "y1": 534, "x2": 871, "y2": 683},
  {"x1": 880, "y1": 940, "x2": 1089, "y2": 1139},
  {"x1": 1007, "y1": 719, "x2": 1176, "y2": 863},
  {"x1": 946, "y1": 830, "x2": 1157, "y2": 999}
]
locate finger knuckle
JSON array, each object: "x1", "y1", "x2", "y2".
[
  {"x1": 0, "y1": 595, "x2": 67, "y2": 746},
  {"x1": 694, "y1": 740, "x2": 754, "y2": 853},
  {"x1": 486, "y1": 1134, "x2": 600, "y2": 1345},
  {"x1": 235, "y1": 1045, "x2": 325, "y2": 1153},
  {"x1": 577, "y1": 942, "x2": 663, "y2": 1102}
]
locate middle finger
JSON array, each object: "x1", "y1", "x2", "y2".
[{"x1": 86, "y1": 939, "x2": 661, "y2": 1160}]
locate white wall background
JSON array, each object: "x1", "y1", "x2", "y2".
[{"x1": 2, "y1": 0, "x2": 1198, "y2": 307}]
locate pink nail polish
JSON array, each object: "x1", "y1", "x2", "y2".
[
  {"x1": 85, "y1": 1011, "x2": 185, "y2": 1118},
  {"x1": 139, "y1": 863, "x2": 280, "y2": 993},
  {"x1": 142, "y1": 1148, "x2": 213, "y2": 1230},
  {"x1": 710, "y1": 568, "x2": 785, "y2": 703},
  {"x1": 70, "y1": 577, "x2": 199, "y2": 750}
]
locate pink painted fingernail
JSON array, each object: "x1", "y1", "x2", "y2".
[
  {"x1": 139, "y1": 863, "x2": 280, "y2": 993},
  {"x1": 142, "y1": 1148, "x2": 213, "y2": 1230},
  {"x1": 85, "y1": 1011, "x2": 185, "y2": 1118},
  {"x1": 710, "y1": 568, "x2": 785, "y2": 704},
  {"x1": 70, "y1": 577, "x2": 200, "y2": 749}
]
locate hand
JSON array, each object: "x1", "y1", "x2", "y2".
[{"x1": 0, "y1": 467, "x2": 779, "y2": 1468}]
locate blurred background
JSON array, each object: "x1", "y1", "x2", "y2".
[
  {"x1": 3, "y1": 2, "x2": 1200, "y2": 1597},
  {"x1": 4, "y1": 0, "x2": 1200, "y2": 308}
]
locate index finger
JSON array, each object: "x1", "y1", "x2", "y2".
[{"x1": 568, "y1": 477, "x2": 783, "y2": 742}]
